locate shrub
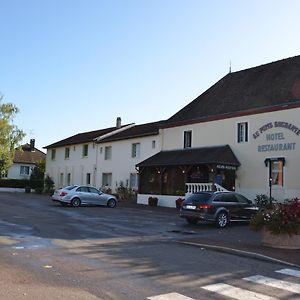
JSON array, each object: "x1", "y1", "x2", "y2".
[{"x1": 250, "y1": 198, "x2": 300, "y2": 236}]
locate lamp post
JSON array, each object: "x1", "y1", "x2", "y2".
[{"x1": 269, "y1": 177, "x2": 273, "y2": 204}]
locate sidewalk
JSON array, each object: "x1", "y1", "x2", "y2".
[{"x1": 181, "y1": 224, "x2": 300, "y2": 268}]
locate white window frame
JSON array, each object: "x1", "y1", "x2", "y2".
[
  {"x1": 183, "y1": 130, "x2": 192, "y2": 148},
  {"x1": 131, "y1": 143, "x2": 141, "y2": 158},
  {"x1": 129, "y1": 173, "x2": 139, "y2": 190},
  {"x1": 237, "y1": 122, "x2": 249, "y2": 143},
  {"x1": 271, "y1": 160, "x2": 284, "y2": 187},
  {"x1": 82, "y1": 144, "x2": 89, "y2": 157},
  {"x1": 20, "y1": 165, "x2": 30, "y2": 176},
  {"x1": 102, "y1": 173, "x2": 112, "y2": 187},
  {"x1": 104, "y1": 146, "x2": 112, "y2": 160}
]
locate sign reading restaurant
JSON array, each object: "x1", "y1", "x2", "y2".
[{"x1": 252, "y1": 121, "x2": 299, "y2": 152}]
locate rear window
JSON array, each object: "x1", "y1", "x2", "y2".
[
  {"x1": 65, "y1": 185, "x2": 77, "y2": 190},
  {"x1": 186, "y1": 193, "x2": 212, "y2": 202}
]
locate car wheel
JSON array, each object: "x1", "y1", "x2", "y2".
[
  {"x1": 216, "y1": 211, "x2": 229, "y2": 228},
  {"x1": 107, "y1": 199, "x2": 117, "y2": 208},
  {"x1": 186, "y1": 217, "x2": 198, "y2": 225},
  {"x1": 71, "y1": 198, "x2": 81, "y2": 207}
]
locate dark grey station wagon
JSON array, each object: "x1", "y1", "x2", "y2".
[{"x1": 180, "y1": 191, "x2": 258, "y2": 228}]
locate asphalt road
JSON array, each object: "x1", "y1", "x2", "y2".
[{"x1": 0, "y1": 192, "x2": 299, "y2": 300}]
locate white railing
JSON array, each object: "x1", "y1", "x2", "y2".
[{"x1": 185, "y1": 182, "x2": 228, "y2": 196}]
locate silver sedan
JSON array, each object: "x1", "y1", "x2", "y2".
[{"x1": 52, "y1": 185, "x2": 118, "y2": 208}]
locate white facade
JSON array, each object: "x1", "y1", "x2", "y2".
[
  {"x1": 160, "y1": 107, "x2": 300, "y2": 201},
  {"x1": 45, "y1": 134, "x2": 162, "y2": 191},
  {"x1": 7, "y1": 163, "x2": 35, "y2": 180}
]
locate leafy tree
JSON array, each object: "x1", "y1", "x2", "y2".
[
  {"x1": 30, "y1": 159, "x2": 45, "y2": 180},
  {"x1": 0, "y1": 95, "x2": 25, "y2": 176}
]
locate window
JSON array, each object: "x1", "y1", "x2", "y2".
[
  {"x1": 20, "y1": 166, "x2": 30, "y2": 176},
  {"x1": 102, "y1": 173, "x2": 112, "y2": 187},
  {"x1": 104, "y1": 146, "x2": 112, "y2": 160},
  {"x1": 82, "y1": 144, "x2": 89, "y2": 157},
  {"x1": 65, "y1": 147, "x2": 70, "y2": 159},
  {"x1": 237, "y1": 122, "x2": 248, "y2": 143},
  {"x1": 184, "y1": 131, "x2": 192, "y2": 148},
  {"x1": 131, "y1": 143, "x2": 140, "y2": 158},
  {"x1": 271, "y1": 161, "x2": 283, "y2": 186},
  {"x1": 86, "y1": 173, "x2": 91, "y2": 185},
  {"x1": 59, "y1": 173, "x2": 64, "y2": 187},
  {"x1": 89, "y1": 187, "x2": 99, "y2": 194},
  {"x1": 67, "y1": 173, "x2": 71, "y2": 186},
  {"x1": 51, "y1": 149, "x2": 56, "y2": 160},
  {"x1": 129, "y1": 173, "x2": 138, "y2": 190},
  {"x1": 152, "y1": 140, "x2": 156, "y2": 149}
]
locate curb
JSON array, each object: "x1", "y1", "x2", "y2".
[{"x1": 179, "y1": 241, "x2": 300, "y2": 269}]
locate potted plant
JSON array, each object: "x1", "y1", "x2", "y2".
[
  {"x1": 148, "y1": 196, "x2": 158, "y2": 207},
  {"x1": 175, "y1": 197, "x2": 184, "y2": 209},
  {"x1": 250, "y1": 198, "x2": 300, "y2": 249}
]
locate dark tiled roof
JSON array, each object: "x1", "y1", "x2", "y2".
[
  {"x1": 98, "y1": 120, "x2": 166, "y2": 143},
  {"x1": 166, "y1": 55, "x2": 300, "y2": 126},
  {"x1": 136, "y1": 145, "x2": 240, "y2": 168},
  {"x1": 14, "y1": 144, "x2": 46, "y2": 164},
  {"x1": 44, "y1": 126, "x2": 127, "y2": 149}
]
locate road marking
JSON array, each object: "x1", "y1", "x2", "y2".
[
  {"x1": 147, "y1": 292, "x2": 195, "y2": 300},
  {"x1": 276, "y1": 268, "x2": 300, "y2": 278},
  {"x1": 202, "y1": 283, "x2": 278, "y2": 300},
  {"x1": 243, "y1": 275, "x2": 300, "y2": 294}
]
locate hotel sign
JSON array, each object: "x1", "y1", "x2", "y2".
[{"x1": 252, "y1": 121, "x2": 299, "y2": 152}]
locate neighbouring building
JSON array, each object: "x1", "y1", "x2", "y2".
[
  {"x1": 6, "y1": 139, "x2": 46, "y2": 180},
  {"x1": 44, "y1": 119, "x2": 164, "y2": 191},
  {"x1": 136, "y1": 55, "x2": 300, "y2": 206}
]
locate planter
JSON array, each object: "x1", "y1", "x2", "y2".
[
  {"x1": 175, "y1": 198, "x2": 184, "y2": 209},
  {"x1": 148, "y1": 197, "x2": 158, "y2": 207},
  {"x1": 262, "y1": 227, "x2": 300, "y2": 249}
]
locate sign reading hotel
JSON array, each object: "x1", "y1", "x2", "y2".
[{"x1": 252, "y1": 121, "x2": 299, "y2": 152}]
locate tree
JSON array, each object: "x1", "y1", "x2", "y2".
[
  {"x1": 30, "y1": 159, "x2": 45, "y2": 180},
  {"x1": 0, "y1": 94, "x2": 25, "y2": 176}
]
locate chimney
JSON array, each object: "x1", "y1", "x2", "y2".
[
  {"x1": 30, "y1": 139, "x2": 35, "y2": 152},
  {"x1": 116, "y1": 117, "x2": 121, "y2": 129}
]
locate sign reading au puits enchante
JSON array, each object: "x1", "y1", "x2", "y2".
[{"x1": 252, "y1": 121, "x2": 300, "y2": 152}]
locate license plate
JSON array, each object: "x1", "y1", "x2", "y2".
[{"x1": 185, "y1": 205, "x2": 196, "y2": 210}]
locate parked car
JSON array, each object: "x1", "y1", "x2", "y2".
[
  {"x1": 180, "y1": 191, "x2": 258, "y2": 228},
  {"x1": 52, "y1": 185, "x2": 118, "y2": 208}
]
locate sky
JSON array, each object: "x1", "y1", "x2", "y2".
[{"x1": 1, "y1": 0, "x2": 300, "y2": 151}]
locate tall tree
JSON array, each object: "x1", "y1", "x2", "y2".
[{"x1": 0, "y1": 95, "x2": 25, "y2": 176}]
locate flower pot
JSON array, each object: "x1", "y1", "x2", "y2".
[
  {"x1": 176, "y1": 198, "x2": 184, "y2": 209},
  {"x1": 262, "y1": 227, "x2": 300, "y2": 249},
  {"x1": 148, "y1": 197, "x2": 158, "y2": 207}
]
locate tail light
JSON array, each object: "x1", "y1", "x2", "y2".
[
  {"x1": 197, "y1": 203, "x2": 212, "y2": 209},
  {"x1": 60, "y1": 191, "x2": 68, "y2": 196}
]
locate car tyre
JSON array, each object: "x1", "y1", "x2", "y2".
[
  {"x1": 186, "y1": 217, "x2": 198, "y2": 225},
  {"x1": 107, "y1": 199, "x2": 117, "y2": 208},
  {"x1": 71, "y1": 198, "x2": 81, "y2": 207},
  {"x1": 216, "y1": 211, "x2": 229, "y2": 228}
]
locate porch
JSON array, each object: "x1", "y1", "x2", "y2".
[{"x1": 136, "y1": 145, "x2": 240, "y2": 207}]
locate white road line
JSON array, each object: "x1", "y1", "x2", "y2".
[
  {"x1": 147, "y1": 292, "x2": 195, "y2": 300},
  {"x1": 202, "y1": 283, "x2": 278, "y2": 300},
  {"x1": 276, "y1": 268, "x2": 300, "y2": 278},
  {"x1": 243, "y1": 275, "x2": 300, "y2": 294}
]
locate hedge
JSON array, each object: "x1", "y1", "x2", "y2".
[{"x1": 0, "y1": 179, "x2": 44, "y2": 189}]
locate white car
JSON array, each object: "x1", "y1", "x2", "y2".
[{"x1": 52, "y1": 185, "x2": 117, "y2": 208}]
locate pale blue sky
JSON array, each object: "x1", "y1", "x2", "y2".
[{"x1": 1, "y1": 0, "x2": 300, "y2": 150}]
